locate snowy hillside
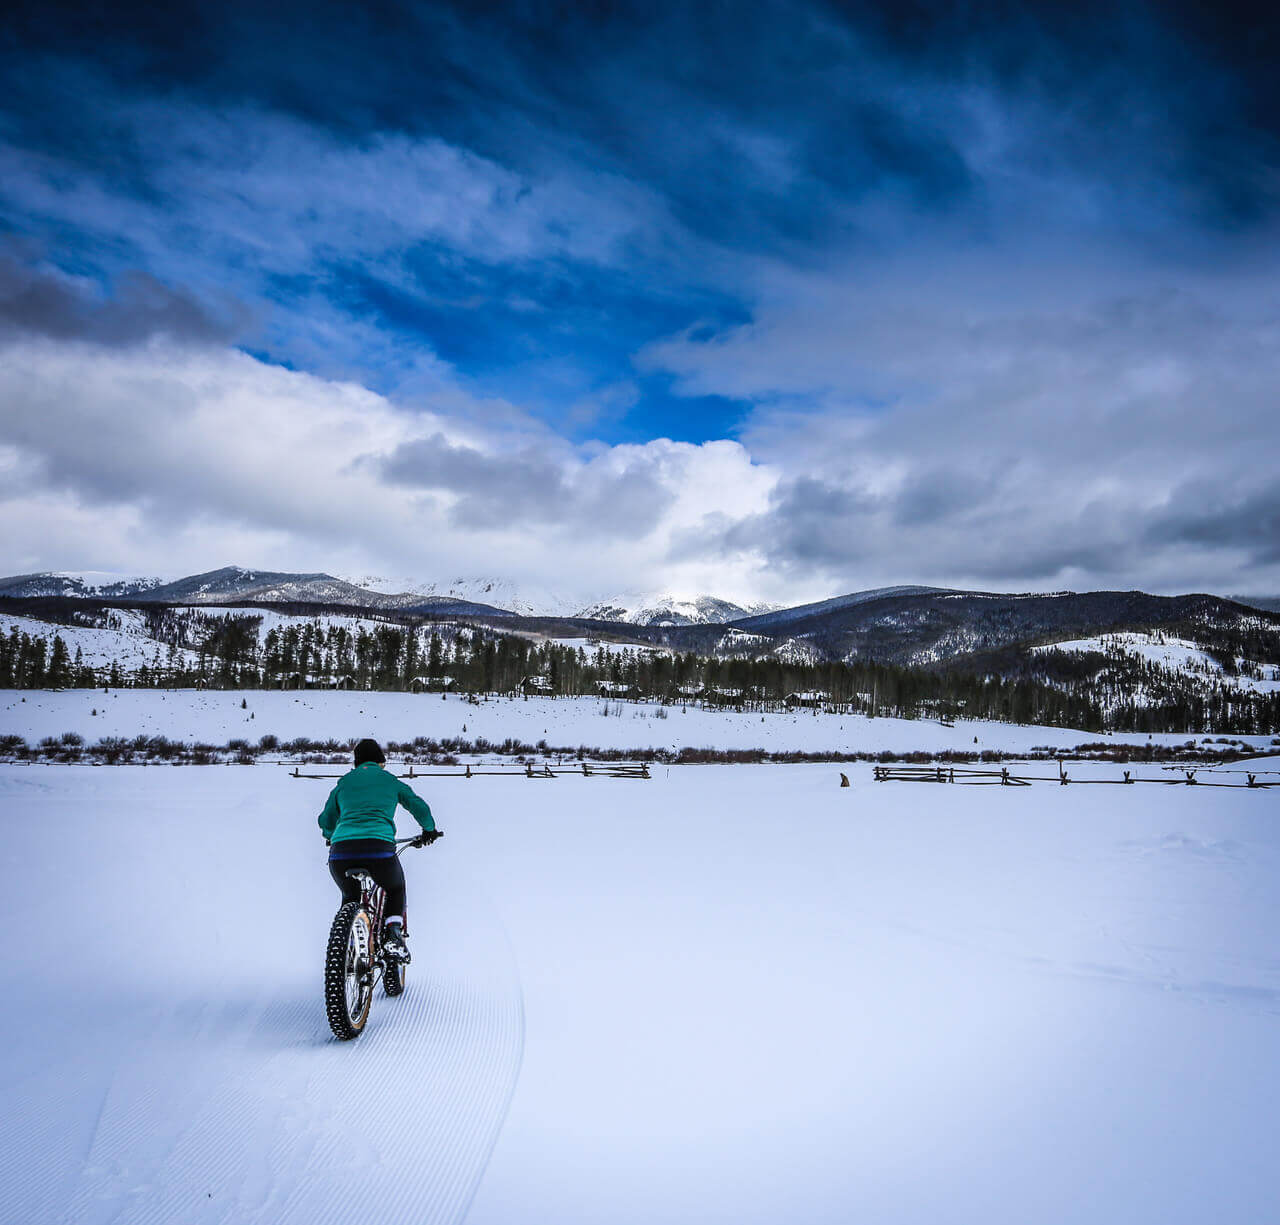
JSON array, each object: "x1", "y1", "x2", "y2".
[
  {"x1": 1036, "y1": 631, "x2": 1280, "y2": 694},
  {"x1": 5, "y1": 763, "x2": 1279, "y2": 1225},
  {"x1": 0, "y1": 610, "x2": 202, "y2": 672}
]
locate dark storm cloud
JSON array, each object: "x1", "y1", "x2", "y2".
[
  {"x1": 380, "y1": 433, "x2": 673, "y2": 536},
  {"x1": 704, "y1": 460, "x2": 1143, "y2": 588},
  {"x1": 8, "y1": 0, "x2": 1279, "y2": 239},
  {"x1": 1148, "y1": 485, "x2": 1280, "y2": 565},
  {"x1": 0, "y1": 255, "x2": 242, "y2": 346}
]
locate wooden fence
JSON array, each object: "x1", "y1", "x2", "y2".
[
  {"x1": 872, "y1": 762, "x2": 1278, "y2": 789},
  {"x1": 289, "y1": 761, "x2": 650, "y2": 781}
]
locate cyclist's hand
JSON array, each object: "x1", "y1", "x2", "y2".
[{"x1": 414, "y1": 830, "x2": 443, "y2": 846}]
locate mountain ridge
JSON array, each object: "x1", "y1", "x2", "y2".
[{"x1": 4, "y1": 569, "x2": 1278, "y2": 679}]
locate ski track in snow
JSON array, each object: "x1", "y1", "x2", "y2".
[
  {"x1": 5, "y1": 761, "x2": 1280, "y2": 1224},
  {"x1": 59, "y1": 910, "x2": 523, "y2": 1225},
  {"x1": 0, "y1": 770, "x2": 522, "y2": 1225}
]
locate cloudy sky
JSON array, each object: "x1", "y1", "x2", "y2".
[{"x1": 2, "y1": 0, "x2": 1278, "y2": 604}]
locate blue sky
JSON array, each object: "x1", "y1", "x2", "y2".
[{"x1": 2, "y1": 1, "x2": 1279, "y2": 600}]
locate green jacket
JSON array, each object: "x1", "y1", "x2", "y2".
[{"x1": 318, "y1": 761, "x2": 436, "y2": 845}]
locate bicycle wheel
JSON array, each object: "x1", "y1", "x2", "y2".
[
  {"x1": 384, "y1": 957, "x2": 407, "y2": 997},
  {"x1": 325, "y1": 902, "x2": 374, "y2": 1039}
]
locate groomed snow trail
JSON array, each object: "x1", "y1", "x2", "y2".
[
  {"x1": 0, "y1": 768, "x2": 522, "y2": 1225},
  {"x1": 5, "y1": 760, "x2": 1280, "y2": 1223}
]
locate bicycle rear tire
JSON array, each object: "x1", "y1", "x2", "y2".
[
  {"x1": 384, "y1": 958, "x2": 407, "y2": 996},
  {"x1": 325, "y1": 902, "x2": 374, "y2": 1039}
]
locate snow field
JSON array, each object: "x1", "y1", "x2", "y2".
[
  {"x1": 3, "y1": 763, "x2": 1279, "y2": 1223},
  {"x1": 4, "y1": 688, "x2": 1271, "y2": 756},
  {"x1": 2, "y1": 766, "x2": 522, "y2": 1225}
]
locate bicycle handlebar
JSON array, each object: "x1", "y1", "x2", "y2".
[{"x1": 395, "y1": 830, "x2": 444, "y2": 849}]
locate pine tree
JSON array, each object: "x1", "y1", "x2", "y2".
[{"x1": 47, "y1": 635, "x2": 73, "y2": 688}]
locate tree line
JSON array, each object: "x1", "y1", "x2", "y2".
[{"x1": 6, "y1": 612, "x2": 1280, "y2": 735}]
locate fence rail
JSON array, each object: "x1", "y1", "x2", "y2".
[
  {"x1": 872, "y1": 763, "x2": 1278, "y2": 789},
  {"x1": 289, "y1": 761, "x2": 650, "y2": 781}
]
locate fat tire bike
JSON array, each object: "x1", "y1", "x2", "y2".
[{"x1": 324, "y1": 831, "x2": 443, "y2": 1040}]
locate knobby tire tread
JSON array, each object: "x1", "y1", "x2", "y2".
[{"x1": 325, "y1": 902, "x2": 372, "y2": 1040}]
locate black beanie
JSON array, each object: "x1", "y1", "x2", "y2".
[{"x1": 354, "y1": 738, "x2": 385, "y2": 766}]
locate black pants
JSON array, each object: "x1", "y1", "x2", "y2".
[{"x1": 328, "y1": 839, "x2": 407, "y2": 925}]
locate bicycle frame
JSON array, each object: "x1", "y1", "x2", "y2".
[{"x1": 340, "y1": 837, "x2": 420, "y2": 972}]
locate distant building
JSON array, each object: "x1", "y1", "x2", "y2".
[
  {"x1": 785, "y1": 691, "x2": 829, "y2": 708},
  {"x1": 596, "y1": 680, "x2": 640, "y2": 698},
  {"x1": 410, "y1": 674, "x2": 456, "y2": 693},
  {"x1": 520, "y1": 675, "x2": 555, "y2": 695}
]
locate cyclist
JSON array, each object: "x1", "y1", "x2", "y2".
[{"x1": 318, "y1": 738, "x2": 437, "y2": 962}]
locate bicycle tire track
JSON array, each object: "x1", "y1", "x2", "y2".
[{"x1": 58, "y1": 870, "x2": 524, "y2": 1225}]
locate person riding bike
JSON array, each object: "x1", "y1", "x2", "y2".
[{"x1": 318, "y1": 738, "x2": 437, "y2": 963}]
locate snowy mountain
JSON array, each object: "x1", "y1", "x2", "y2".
[
  {"x1": 576, "y1": 593, "x2": 781, "y2": 627},
  {"x1": 344, "y1": 575, "x2": 579, "y2": 618},
  {"x1": 732, "y1": 585, "x2": 953, "y2": 632},
  {"x1": 0, "y1": 570, "x2": 165, "y2": 599},
  {"x1": 0, "y1": 566, "x2": 772, "y2": 624},
  {"x1": 0, "y1": 567, "x2": 514, "y2": 616}
]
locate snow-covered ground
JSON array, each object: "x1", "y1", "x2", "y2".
[
  {"x1": 4, "y1": 763, "x2": 1278, "y2": 1224},
  {"x1": 2, "y1": 688, "x2": 1270, "y2": 754},
  {"x1": 538, "y1": 636, "x2": 669, "y2": 654},
  {"x1": 195, "y1": 606, "x2": 403, "y2": 638},
  {"x1": 0, "y1": 611, "x2": 203, "y2": 672}
]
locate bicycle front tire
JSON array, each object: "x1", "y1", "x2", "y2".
[{"x1": 325, "y1": 902, "x2": 374, "y2": 1039}]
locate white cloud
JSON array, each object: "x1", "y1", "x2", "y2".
[
  {"x1": 638, "y1": 251, "x2": 1280, "y2": 595},
  {"x1": 0, "y1": 338, "x2": 778, "y2": 601}
]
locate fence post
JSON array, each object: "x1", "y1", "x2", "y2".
[{"x1": 1001, "y1": 767, "x2": 1010, "y2": 785}]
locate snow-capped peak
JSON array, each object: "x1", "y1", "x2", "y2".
[
  {"x1": 340, "y1": 576, "x2": 580, "y2": 619},
  {"x1": 575, "y1": 593, "x2": 782, "y2": 627}
]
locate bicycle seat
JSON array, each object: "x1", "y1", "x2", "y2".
[{"x1": 343, "y1": 867, "x2": 375, "y2": 884}]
